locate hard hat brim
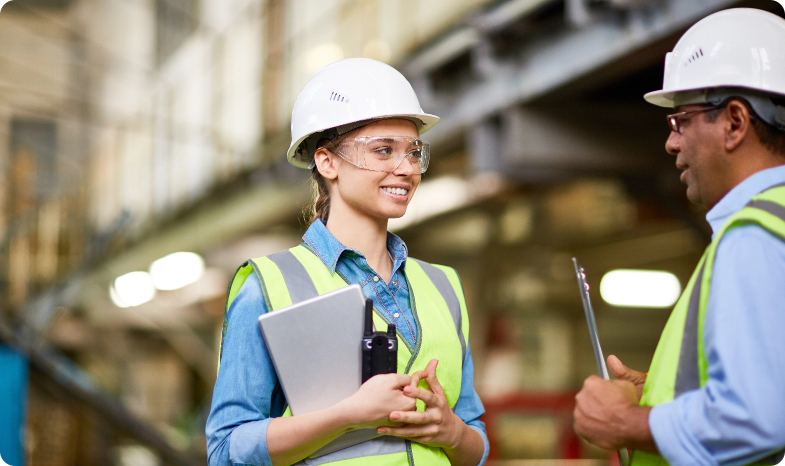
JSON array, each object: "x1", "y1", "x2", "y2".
[
  {"x1": 645, "y1": 85, "x2": 785, "y2": 109},
  {"x1": 643, "y1": 89, "x2": 676, "y2": 108},
  {"x1": 287, "y1": 112, "x2": 440, "y2": 169}
]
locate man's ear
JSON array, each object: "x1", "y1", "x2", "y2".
[
  {"x1": 724, "y1": 100, "x2": 752, "y2": 153},
  {"x1": 313, "y1": 147, "x2": 339, "y2": 180}
]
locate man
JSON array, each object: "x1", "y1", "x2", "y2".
[{"x1": 573, "y1": 7, "x2": 785, "y2": 466}]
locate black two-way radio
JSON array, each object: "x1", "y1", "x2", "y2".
[{"x1": 361, "y1": 299, "x2": 398, "y2": 383}]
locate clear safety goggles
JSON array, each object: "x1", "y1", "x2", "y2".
[{"x1": 333, "y1": 136, "x2": 430, "y2": 174}]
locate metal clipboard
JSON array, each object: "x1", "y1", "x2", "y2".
[{"x1": 573, "y1": 258, "x2": 631, "y2": 466}]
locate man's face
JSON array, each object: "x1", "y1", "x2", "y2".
[{"x1": 665, "y1": 104, "x2": 728, "y2": 209}]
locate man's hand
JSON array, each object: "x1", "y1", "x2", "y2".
[
  {"x1": 608, "y1": 355, "x2": 647, "y2": 399},
  {"x1": 574, "y1": 376, "x2": 657, "y2": 453}
]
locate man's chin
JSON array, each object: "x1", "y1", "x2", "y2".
[{"x1": 685, "y1": 186, "x2": 704, "y2": 207}]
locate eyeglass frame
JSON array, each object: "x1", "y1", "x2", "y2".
[
  {"x1": 330, "y1": 136, "x2": 431, "y2": 174},
  {"x1": 664, "y1": 96, "x2": 763, "y2": 134},
  {"x1": 666, "y1": 105, "x2": 721, "y2": 133}
]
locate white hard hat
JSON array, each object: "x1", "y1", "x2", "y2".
[
  {"x1": 645, "y1": 8, "x2": 785, "y2": 128},
  {"x1": 287, "y1": 58, "x2": 440, "y2": 169}
]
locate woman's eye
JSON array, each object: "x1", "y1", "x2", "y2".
[{"x1": 374, "y1": 147, "x2": 393, "y2": 157}]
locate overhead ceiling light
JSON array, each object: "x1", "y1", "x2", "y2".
[
  {"x1": 109, "y1": 284, "x2": 129, "y2": 308},
  {"x1": 112, "y1": 271, "x2": 156, "y2": 307},
  {"x1": 600, "y1": 269, "x2": 681, "y2": 308},
  {"x1": 149, "y1": 252, "x2": 205, "y2": 291}
]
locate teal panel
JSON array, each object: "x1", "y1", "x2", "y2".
[{"x1": 0, "y1": 345, "x2": 28, "y2": 466}]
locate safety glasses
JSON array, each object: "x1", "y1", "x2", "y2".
[
  {"x1": 334, "y1": 136, "x2": 430, "y2": 174},
  {"x1": 666, "y1": 106, "x2": 719, "y2": 133}
]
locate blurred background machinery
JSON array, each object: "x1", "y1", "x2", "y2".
[{"x1": 0, "y1": 0, "x2": 782, "y2": 465}]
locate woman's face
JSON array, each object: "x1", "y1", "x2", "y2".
[{"x1": 328, "y1": 118, "x2": 421, "y2": 222}]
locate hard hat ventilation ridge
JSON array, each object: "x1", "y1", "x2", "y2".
[
  {"x1": 330, "y1": 91, "x2": 349, "y2": 103},
  {"x1": 686, "y1": 49, "x2": 704, "y2": 66}
]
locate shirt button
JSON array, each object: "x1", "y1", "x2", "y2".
[
  {"x1": 393, "y1": 313, "x2": 400, "y2": 318},
  {"x1": 373, "y1": 276, "x2": 379, "y2": 282},
  {"x1": 392, "y1": 281, "x2": 397, "y2": 286}
]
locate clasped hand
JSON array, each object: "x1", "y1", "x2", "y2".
[
  {"x1": 342, "y1": 359, "x2": 461, "y2": 450},
  {"x1": 378, "y1": 359, "x2": 462, "y2": 450}
]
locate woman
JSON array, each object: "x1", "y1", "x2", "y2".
[{"x1": 206, "y1": 58, "x2": 488, "y2": 466}]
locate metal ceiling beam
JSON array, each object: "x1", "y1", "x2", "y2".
[
  {"x1": 469, "y1": 102, "x2": 670, "y2": 180},
  {"x1": 412, "y1": 0, "x2": 739, "y2": 149}
]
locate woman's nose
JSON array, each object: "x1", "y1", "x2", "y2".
[{"x1": 392, "y1": 156, "x2": 416, "y2": 176}]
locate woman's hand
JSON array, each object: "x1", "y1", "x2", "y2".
[
  {"x1": 379, "y1": 360, "x2": 463, "y2": 449},
  {"x1": 338, "y1": 373, "x2": 416, "y2": 430}
]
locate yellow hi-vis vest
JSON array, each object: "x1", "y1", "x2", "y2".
[
  {"x1": 220, "y1": 244, "x2": 470, "y2": 466},
  {"x1": 631, "y1": 183, "x2": 785, "y2": 466}
]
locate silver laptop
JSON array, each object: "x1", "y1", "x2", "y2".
[{"x1": 258, "y1": 284, "x2": 381, "y2": 457}]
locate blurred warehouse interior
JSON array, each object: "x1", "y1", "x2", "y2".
[{"x1": 0, "y1": 0, "x2": 783, "y2": 465}]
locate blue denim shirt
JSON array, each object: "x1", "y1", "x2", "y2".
[
  {"x1": 206, "y1": 220, "x2": 489, "y2": 466},
  {"x1": 649, "y1": 165, "x2": 785, "y2": 465}
]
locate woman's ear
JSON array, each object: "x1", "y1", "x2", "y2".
[{"x1": 313, "y1": 148, "x2": 339, "y2": 181}]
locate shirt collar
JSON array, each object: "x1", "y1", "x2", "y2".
[
  {"x1": 302, "y1": 219, "x2": 410, "y2": 273},
  {"x1": 706, "y1": 165, "x2": 785, "y2": 239}
]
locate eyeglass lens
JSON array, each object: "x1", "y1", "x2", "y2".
[{"x1": 341, "y1": 137, "x2": 430, "y2": 174}]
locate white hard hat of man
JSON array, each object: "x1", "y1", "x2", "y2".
[
  {"x1": 644, "y1": 7, "x2": 785, "y2": 130},
  {"x1": 287, "y1": 58, "x2": 440, "y2": 169}
]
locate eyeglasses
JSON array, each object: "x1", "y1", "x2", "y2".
[
  {"x1": 333, "y1": 136, "x2": 430, "y2": 174},
  {"x1": 666, "y1": 106, "x2": 719, "y2": 133}
]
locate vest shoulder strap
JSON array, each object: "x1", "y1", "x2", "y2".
[
  {"x1": 719, "y1": 183, "x2": 785, "y2": 240},
  {"x1": 265, "y1": 248, "x2": 320, "y2": 304},
  {"x1": 409, "y1": 259, "x2": 468, "y2": 363}
]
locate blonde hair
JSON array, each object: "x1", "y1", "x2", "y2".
[{"x1": 304, "y1": 128, "x2": 360, "y2": 224}]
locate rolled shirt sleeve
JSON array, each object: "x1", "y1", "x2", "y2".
[{"x1": 649, "y1": 226, "x2": 785, "y2": 465}]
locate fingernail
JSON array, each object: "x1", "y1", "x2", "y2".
[
  {"x1": 390, "y1": 413, "x2": 399, "y2": 420},
  {"x1": 378, "y1": 428, "x2": 386, "y2": 434}
]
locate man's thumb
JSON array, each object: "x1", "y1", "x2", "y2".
[
  {"x1": 608, "y1": 354, "x2": 646, "y2": 385},
  {"x1": 608, "y1": 355, "x2": 629, "y2": 379}
]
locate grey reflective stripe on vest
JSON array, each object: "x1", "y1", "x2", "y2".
[
  {"x1": 267, "y1": 250, "x2": 320, "y2": 304},
  {"x1": 411, "y1": 259, "x2": 466, "y2": 363},
  {"x1": 296, "y1": 437, "x2": 407, "y2": 466},
  {"x1": 747, "y1": 200, "x2": 785, "y2": 223},
  {"x1": 674, "y1": 262, "x2": 705, "y2": 397}
]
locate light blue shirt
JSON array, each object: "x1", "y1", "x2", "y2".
[
  {"x1": 206, "y1": 220, "x2": 489, "y2": 466},
  {"x1": 649, "y1": 165, "x2": 785, "y2": 466}
]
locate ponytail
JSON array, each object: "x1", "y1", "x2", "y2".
[
  {"x1": 304, "y1": 130, "x2": 356, "y2": 224},
  {"x1": 308, "y1": 168, "x2": 331, "y2": 224}
]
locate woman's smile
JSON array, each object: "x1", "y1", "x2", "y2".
[{"x1": 381, "y1": 185, "x2": 411, "y2": 201}]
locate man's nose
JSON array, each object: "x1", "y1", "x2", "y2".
[{"x1": 665, "y1": 131, "x2": 680, "y2": 156}]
